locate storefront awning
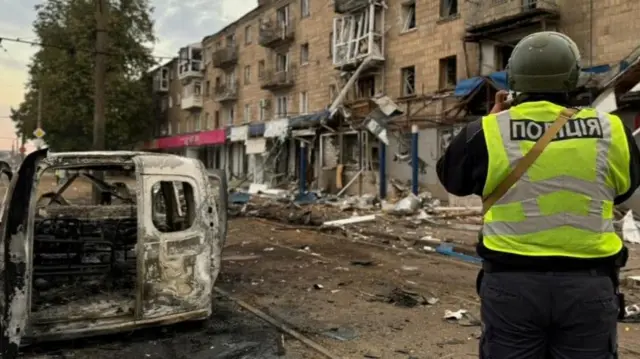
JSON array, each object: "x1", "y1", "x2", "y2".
[
  {"x1": 289, "y1": 110, "x2": 330, "y2": 129},
  {"x1": 248, "y1": 122, "x2": 265, "y2": 137},
  {"x1": 229, "y1": 125, "x2": 248, "y2": 142},
  {"x1": 147, "y1": 129, "x2": 226, "y2": 149},
  {"x1": 264, "y1": 119, "x2": 289, "y2": 138}
]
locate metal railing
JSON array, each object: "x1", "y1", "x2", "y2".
[
  {"x1": 214, "y1": 84, "x2": 238, "y2": 101},
  {"x1": 212, "y1": 45, "x2": 238, "y2": 68},
  {"x1": 259, "y1": 67, "x2": 296, "y2": 89},
  {"x1": 259, "y1": 17, "x2": 296, "y2": 47}
]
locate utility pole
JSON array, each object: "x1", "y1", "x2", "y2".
[
  {"x1": 36, "y1": 89, "x2": 42, "y2": 150},
  {"x1": 93, "y1": 0, "x2": 108, "y2": 152},
  {"x1": 93, "y1": 0, "x2": 108, "y2": 203}
]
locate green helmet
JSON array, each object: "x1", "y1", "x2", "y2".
[{"x1": 507, "y1": 31, "x2": 581, "y2": 93}]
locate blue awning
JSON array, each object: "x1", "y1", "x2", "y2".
[
  {"x1": 248, "y1": 122, "x2": 265, "y2": 137},
  {"x1": 453, "y1": 77, "x2": 484, "y2": 97},
  {"x1": 488, "y1": 71, "x2": 508, "y2": 89},
  {"x1": 289, "y1": 110, "x2": 330, "y2": 129},
  {"x1": 583, "y1": 64, "x2": 611, "y2": 74}
]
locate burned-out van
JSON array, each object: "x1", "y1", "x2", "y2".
[{"x1": 0, "y1": 149, "x2": 227, "y2": 358}]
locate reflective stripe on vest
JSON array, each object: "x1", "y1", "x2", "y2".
[{"x1": 483, "y1": 110, "x2": 615, "y2": 239}]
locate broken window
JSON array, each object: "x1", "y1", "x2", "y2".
[
  {"x1": 32, "y1": 166, "x2": 139, "y2": 324},
  {"x1": 194, "y1": 113, "x2": 201, "y2": 131},
  {"x1": 300, "y1": 43, "x2": 309, "y2": 64},
  {"x1": 152, "y1": 181, "x2": 196, "y2": 233},
  {"x1": 495, "y1": 44, "x2": 513, "y2": 71},
  {"x1": 276, "y1": 53, "x2": 289, "y2": 72},
  {"x1": 439, "y1": 56, "x2": 457, "y2": 89},
  {"x1": 258, "y1": 60, "x2": 266, "y2": 78},
  {"x1": 226, "y1": 34, "x2": 236, "y2": 47},
  {"x1": 244, "y1": 65, "x2": 251, "y2": 84},
  {"x1": 440, "y1": 0, "x2": 458, "y2": 18},
  {"x1": 245, "y1": 25, "x2": 252, "y2": 44},
  {"x1": 401, "y1": 66, "x2": 416, "y2": 96},
  {"x1": 244, "y1": 103, "x2": 252, "y2": 122},
  {"x1": 205, "y1": 112, "x2": 211, "y2": 129},
  {"x1": 205, "y1": 80, "x2": 211, "y2": 97},
  {"x1": 227, "y1": 106, "x2": 235, "y2": 125},
  {"x1": 356, "y1": 75, "x2": 376, "y2": 99},
  {"x1": 301, "y1": 0, "x2": 310, "y2": 17},
  {"x1": 276, "y1": 95, "x2": 288, "y2": 117},
  {"x1": 299, "y1": 91, "x2": 308, "y2": 114},
  {"x1": 402, "y1": 1, "x2": 416, "y2": 31},
  {"x1": 277, "y1": 5, "x2": 290, "y2": 25}
]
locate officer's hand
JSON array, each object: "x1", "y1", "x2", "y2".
[{"x1": 490, "y1": 90, "x2": 512, "y2": 114}]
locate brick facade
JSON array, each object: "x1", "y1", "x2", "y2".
[{"x1": 153, "y1": 0, "x2": 640, "y2": 137}]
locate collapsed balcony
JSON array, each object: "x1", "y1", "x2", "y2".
[{"x1": 465, "y1": 0, "x2": 560, "y2": 41}]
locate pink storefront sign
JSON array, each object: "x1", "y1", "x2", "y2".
[{"x1": 153, "y1": 129, "x2": 226, "y2": 149}]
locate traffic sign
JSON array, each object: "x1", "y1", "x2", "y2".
[
  {"x1": 33, "y1": 128, "x2": 45, "y2": 138},
  {"x1": 19, "y1": 146, "x2": 25, "y2": 153}
]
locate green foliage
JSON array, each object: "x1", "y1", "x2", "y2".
[{"x1": 11, "y1": 0, "x2": 158, "y2": 151}]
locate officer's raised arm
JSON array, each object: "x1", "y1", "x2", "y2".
[{"x1": 436, "y1": 119, "x2": 487, "y2": 197}]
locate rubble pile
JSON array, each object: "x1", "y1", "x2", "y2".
[{"x1": 228, "y1": 184, "x2": 484, "y2": 259}]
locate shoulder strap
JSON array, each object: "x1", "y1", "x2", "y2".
[{"x1": 482, "y1": 107, "x2": 580, "y2": 214}]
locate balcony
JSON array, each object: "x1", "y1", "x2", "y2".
[
  {"x1": 212, "y1": 45, "x2": 238, "y2": 69},
  {"x1": 181, "y1": 94, "x2": 203, "y2": 110},
  {"x1": 259, "y1": 68, "x2": 296, "y2": 90},
  {"x1": 214, "y1": 84, "x2": 238, "y2": 102},
  {"x1": 153, "y1": 67, "x2": 169, "y2": 92},
  {"x1": 465, "y1": 0, "x2": 560, "y2": 41},
  {"x1": 334, "y1": 0, "x2": 368, "y2": 14},
  {"x1": 333, "y1": 3, "x2": 386, "y2": 70},
  {"x1": 178, "y1": 59, "x2": 203, "y2": 80},
  {"x1": 259, "y1": 18, "x2": 296, "y2": 48}
]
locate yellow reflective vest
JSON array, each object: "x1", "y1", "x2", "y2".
[{"x1": 481, "y1": 101, "x2": 631, "y2": 258}]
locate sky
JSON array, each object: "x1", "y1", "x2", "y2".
[{"x1": 0, "y1": 0, "x2": 257, "y2": 151}]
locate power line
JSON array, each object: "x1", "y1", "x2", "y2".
[{"x1": 0, "y1": 35, "x2": 182, "y2": 62}]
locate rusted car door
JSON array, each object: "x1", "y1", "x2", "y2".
[
  {"x1": 0, "y1": 149, "x2": 46, "y2": 359},
  {"x1": 133, "y1": 155, "x2": 216, "y2": 319}
]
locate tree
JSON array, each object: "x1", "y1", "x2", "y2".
[{"x1": 11, "y1": 0, "x2": 158, "y2": 151}]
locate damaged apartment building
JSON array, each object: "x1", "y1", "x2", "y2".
[{"x1": 144, "y1": 0, "x2": 640, "y2": 203}]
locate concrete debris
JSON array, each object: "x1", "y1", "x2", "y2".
[
  {"x1": 369, "y1": 288, "x2": 438, "y2": 308},
  {"x1": 444, "y1": 309, "x2": 481, "y2": 327},
  {"x1": 322, "y1": 327, "x2": 359, "y2": 341},
  {"x1": 624, "y1": 304, "x2": 640, "y2": 322},
  {"x1": 390, "y1": 194, "x2": 421, "y2": 215},
  {"x1": 322, "y1": 214, "x2": 376, "y2": 227},
  {"x1": 622, "y1": 210, "x2": 640, "y2": 244}
]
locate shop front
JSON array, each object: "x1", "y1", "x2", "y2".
[{"x1": 144, "y1": 130, "x2": 226, "y2": 167}]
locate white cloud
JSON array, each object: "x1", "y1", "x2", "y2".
[{"x1": 0, "y1": 0, "x2": 258, "y2": 150}]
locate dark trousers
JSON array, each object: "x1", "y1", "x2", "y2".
[{"x1": 479, "y1": 270, "x2": 619, "y2": 359}]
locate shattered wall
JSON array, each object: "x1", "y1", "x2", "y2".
[{"x1": 386, "y1": 127, "x2": 447, "y2": 200}]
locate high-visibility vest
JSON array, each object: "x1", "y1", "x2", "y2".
[{"x1": 481, "y1": 101, "x2": 631, "y2": 258}]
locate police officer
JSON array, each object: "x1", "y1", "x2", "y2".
[{"x1": 437, "y1": 31, "x2": 640, "y2": 358}]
